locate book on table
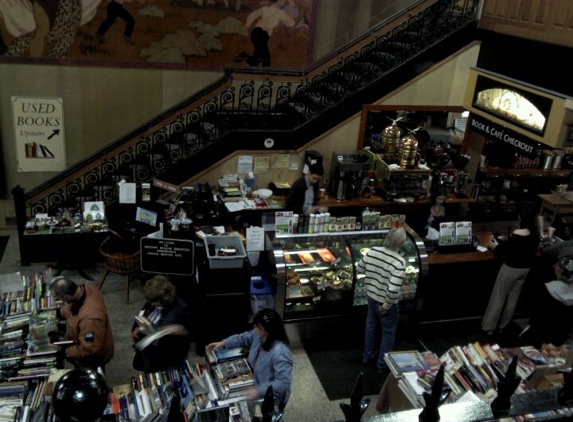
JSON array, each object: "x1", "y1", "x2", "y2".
[
  {"x1": 209, "y1": 346, "x2": 249, "y2": 364},
  {"x1": 385, "y1": 350, "x2": 430, "y2": 378},
  {"x1": 214, "y1": 358, "x2": 252, "y2": 381}
]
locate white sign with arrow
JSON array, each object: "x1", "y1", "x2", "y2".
[{"x1": 12, "y1": 96, "x2": 66, "y2": 172}]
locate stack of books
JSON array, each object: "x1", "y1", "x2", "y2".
[
  {"x1": 385, "y1": 343, "x2": 572, "y2": 409},
  {"x1": 384, "y1": 350, "x2": 441, "y2": 407},
  {"x1": 206, "y1": 347, "x2": 254, "y2": 401}
]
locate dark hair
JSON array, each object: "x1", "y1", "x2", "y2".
[
  {"x1": 308, "y1": 162, "x2": 324, "y2": 176},
  {"x1": 253, "y1": 308, "x2": 289, "y2": 351},
  {"x1": 518, "y1": 209, "x2": 538, "y2": 234},
  {"x1": 429, "y1": 185, "x2": 447, "y2": 205},
  {"x1": 49, "y1": 277, "x2": 78, "y2": 298},
  {"x1": 143, "y1": 275, "x2": 176, "y2": 307}
]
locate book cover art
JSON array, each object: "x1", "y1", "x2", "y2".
[
  {"x1": 216, "y1": 358, "x2": 251, "y2": 380},
  {"x1": 213, "y1": 347, "x2": 249, "y2": 363},
  {"x1": 387, "y1": 351, "x2": 430, "y2": 373},
  {"x1": 520, "y1": 346, "x2": 548, "y2": 365},
  {"x1": 416, "y1": 369, "x2": 438, "y2": 390}
]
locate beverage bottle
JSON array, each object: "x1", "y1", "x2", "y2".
[{"x1": 246, "y1": 172, "x2": 256, "y2": 195}]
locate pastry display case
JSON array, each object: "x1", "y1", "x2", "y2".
[{"x1": 271, "y1": 224, "x2": 428, "y2": 322}]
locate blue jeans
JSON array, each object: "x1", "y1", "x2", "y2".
[{"x1": 363, "y1": 297, "x2": 399, "y2": 369}]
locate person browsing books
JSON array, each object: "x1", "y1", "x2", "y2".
[
  {"x1": 358, "y1": 227, "x2": 407, "y2": 373},
  {"x1": 131, "y1": 275, "x2": 193, "y2": 373},
  {"x1": 206, "y1": 308, "x2": 293, "y2": 404},
  {"x1": 49, "y1": 277, "x2": 114, "y2": 370}
]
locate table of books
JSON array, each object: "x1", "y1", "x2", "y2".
[{"x1": 375, "y1": 341, "x2": 573, "y2": 421}]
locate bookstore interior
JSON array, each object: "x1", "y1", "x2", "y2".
[{"x1": 5, "y1": 79, "x2": 573, "y2": 421}]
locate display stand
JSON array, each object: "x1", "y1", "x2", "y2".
[{"x1": 194, "y1": 241, "x2": 251, "y2": 355}]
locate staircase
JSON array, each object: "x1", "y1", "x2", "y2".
[{"x1": 14, "y1": 0, "x2": 480, "y2": 224}]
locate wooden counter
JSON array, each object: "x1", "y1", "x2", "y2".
[
  {"x1": 427, "y1": 233, "x2": 496, "y2": 265},
  {"x1": 266, "y1": 192, "x2": 474, "y2": 210}
]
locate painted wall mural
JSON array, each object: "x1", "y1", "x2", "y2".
[{"x1": 0, "y1": 0, "x2": 316, "y2": 70}]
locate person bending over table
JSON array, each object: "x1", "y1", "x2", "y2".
[
  {"x1": 286, "y1": 162, "x2": 328, "y2": 216},
  {"x1": 206, "y1": 308, "x2": 293, "y2": 405}
]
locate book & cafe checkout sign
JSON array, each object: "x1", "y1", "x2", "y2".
[
  {"x1": 141, "y1": 237, "x2": 195, "y2": 276},
  {"x1": 12, "y1": 96, "x2": 66, "y2": 172}
]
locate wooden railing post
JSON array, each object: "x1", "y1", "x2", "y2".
[{"x1": 11, "y1": 185, "x2": 29, "y2": 266}]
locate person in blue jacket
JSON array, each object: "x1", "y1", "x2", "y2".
[{"x1": 206, "y1": 308, "x2": 293, "y2": 404}]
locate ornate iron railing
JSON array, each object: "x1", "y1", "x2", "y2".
[{"x1": 16, "y1": 0, "x2": 479, "y2": 219}]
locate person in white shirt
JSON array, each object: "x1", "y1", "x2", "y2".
[{"x1": 357, "y1": 228, "x2": 407, "y2": 372}]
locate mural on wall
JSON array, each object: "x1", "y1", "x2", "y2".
[{"x1": 0, "y1": 0, "x2": 316, "y2": 70}]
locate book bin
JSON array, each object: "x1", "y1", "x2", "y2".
[{"x1": 206, "y1": 235, "x2": 247, "y2": 269}]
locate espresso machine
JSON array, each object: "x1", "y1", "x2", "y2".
[{"x1": 329, "y1": 151, "x2": 370, "y2": 200}]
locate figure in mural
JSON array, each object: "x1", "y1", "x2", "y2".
[
  {"x1": 1, "y1": 0, "x2": 83, "y2": 57},
  {"x1": 95, "y1": 0, "x2": 137, "y2": 45},
  {"x1": 193, "y1": 0, "x2": 242, "y2": 12},
  {"x1": 0, "y1": 0, "x2": 101, "y2": 58},
  {"x1": 234, "y1": 0, "x2": 295, "y2": 67}
]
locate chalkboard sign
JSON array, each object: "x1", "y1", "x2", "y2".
[{"x1": 141, "y1": 237, "x2": 194, "y2": 276}]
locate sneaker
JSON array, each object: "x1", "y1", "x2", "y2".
[
  {"x1": 377, "y1": 366, "x2": 390, "y2": 374},
  {"x1": 123, "y1": 35, "x2": 134, "y2": 45},
  {"x1": 95, "y1": 32, "x2": 105, "y2": 44},
  {"x1": 362, "y1": 358, "x2": 375, "y2": 366},
  {"x1": 233, "y1": 51, "x2": 248, "y2": 63}
]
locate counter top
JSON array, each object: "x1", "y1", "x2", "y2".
[
  {"x1": 246, "y1": 192, "x2": 474, "y2": 210},
  {"x1": 427, "y1": 233, "x2": 497, "y2": 265}
]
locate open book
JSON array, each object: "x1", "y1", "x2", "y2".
[{"x1": 134, "y1": 325, "x2": 182, "y2": 351}]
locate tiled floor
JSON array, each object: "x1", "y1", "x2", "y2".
[{"x1": 0, "y1": 228, "x2": 383, "y2": 422}]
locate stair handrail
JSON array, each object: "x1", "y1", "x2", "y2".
[{"x1": 18, "y1": 0, "x2": 479, "y2": 216}]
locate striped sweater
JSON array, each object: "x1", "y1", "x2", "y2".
[{"x1": 357, "y1": 246, "x2": 406, "y2": 310}]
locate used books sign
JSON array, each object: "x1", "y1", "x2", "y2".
[
  {"x1": 141, "y1": 237, "x2": 194, "y2": 276},
  {"x1": 12, "y1": 96, "x2": 66, "y2": 172}
]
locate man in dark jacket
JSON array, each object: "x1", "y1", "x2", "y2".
[
  {"x1": 286, "y1": 162, "x2": 328, "y2": 215},
  {"x1": 50, "y1": 277, "x2": 115, "y2": 369}
]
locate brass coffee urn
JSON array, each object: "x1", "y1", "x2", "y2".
[
  {"x1": 381, "y1": 118, "x2": 403, "y2": 164},
  {"x1": 399, "y1": 133, "x2": 419, "y2": 168}
]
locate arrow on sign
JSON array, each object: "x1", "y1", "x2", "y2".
[{"x1": 47, "y1": 129, "x2": 60, "y2": 140}]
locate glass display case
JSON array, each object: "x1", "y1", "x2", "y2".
[{"x1": 271, "y1": 224, "x2": 428, "y2": 322}]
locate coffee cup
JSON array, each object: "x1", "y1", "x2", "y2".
[{"x1": 548, "y1": 226, "x2": 556, "y2": 238}]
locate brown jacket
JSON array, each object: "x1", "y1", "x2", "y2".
[{"x1": 60, "y1": 284, "x2": 114, "y2": 368}]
